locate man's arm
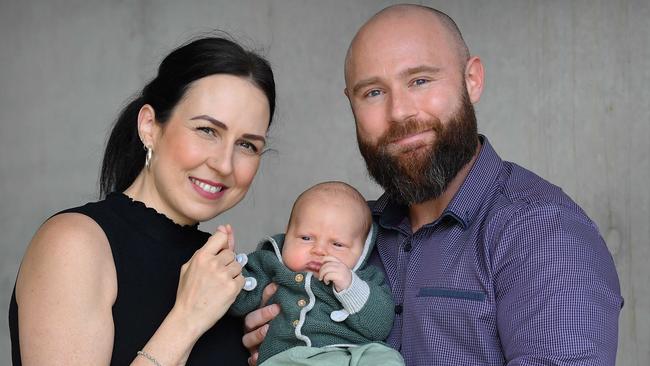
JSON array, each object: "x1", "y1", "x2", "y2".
[{"x1": 493, "y1": 202, "x2": 623, "y2": 365}]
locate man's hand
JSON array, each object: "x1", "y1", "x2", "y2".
[
  {"x1": 242, "y1": 283, "x2": 279, "y2": 366},
  {"x1": 318, "y1": 256, "x2": 352, "y2": 292}
]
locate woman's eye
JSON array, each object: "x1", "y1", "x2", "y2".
[
  {"x1": 197, "y1": 127, "x2": 216, "y2": 136},
  {"x1": 301, "y1": 236, "x2": 311, "y2": 241},
  {"x1": 238, "y1": 140, "x2": 259, "y2": 154}
]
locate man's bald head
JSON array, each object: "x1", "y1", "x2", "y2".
[{"x1": 345, "y1": 4, "x2": 470, "y2": 83}]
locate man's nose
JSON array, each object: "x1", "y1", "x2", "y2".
[{"x1": 388, "y1": 88, "x2": 417, "y2": 123}]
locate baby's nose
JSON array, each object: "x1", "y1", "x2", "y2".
[{"x1": 311, "y1": 243, "x2": 327, "y2": 255}]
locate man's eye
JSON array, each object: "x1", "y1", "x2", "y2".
[
  {"x1": 365, "y1": 89, "x2": 382, "y2": 98},
  {"x1": 413, "y1": 78, "x2": 429, "y2": 86}
]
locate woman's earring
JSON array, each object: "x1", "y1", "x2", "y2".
[{"x1": 145, "y1": 146, "x2": 153, "y2": 169}]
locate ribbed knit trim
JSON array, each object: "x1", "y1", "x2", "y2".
[
  {"x1": 334, "y1": 271, "x2": 370, "y2": 314},
  {"x1": 263, "y1": 235, "x2": 284, "y2": 263},
  {"x1": 294, "y1": 272, "x2": 315, "y2": 347}
]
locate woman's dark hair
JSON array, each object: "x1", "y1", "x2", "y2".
[{"x1": 99, "y1": 37, "x2": 276, "y2": 197}]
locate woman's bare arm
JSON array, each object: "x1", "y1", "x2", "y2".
[
  {"x1": 16, "y1": 213, "x2": 117, "y2": 365},
  {"x1": 16, "y1": 214, "x2": 244, "y2": 366}
]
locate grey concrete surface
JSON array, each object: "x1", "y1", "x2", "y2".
[{"x1": 1, "y1": 0, "x2": 647, "y2": 364}]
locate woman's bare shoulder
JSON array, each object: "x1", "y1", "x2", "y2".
[{"x1": 16, "y1": 212, "x2": 117, "y2": 304}]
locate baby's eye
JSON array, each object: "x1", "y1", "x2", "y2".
[{"x1": 332, "y1": 242, "x2": 344, "y2": 248}]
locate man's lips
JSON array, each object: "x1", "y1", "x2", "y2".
[
  {"x1": 389, "y1": 130, "x2": 434, "y2": 146},
  {"x1": 387, "y1": 130, "x2": 435, "y2": 153}
]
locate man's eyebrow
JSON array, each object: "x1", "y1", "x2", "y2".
[
  {"x1": 351, "y1": 77, "x2": 381, "y2": 95},
  {"x1": 399, "y1": 65, "x2": 442, "y2": 79},
  {"x1": 190, "y1": 115, "x2": 266, "y2": 144}
]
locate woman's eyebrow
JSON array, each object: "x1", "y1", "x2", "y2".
[
  {"x1": 191, "y1": 115, "x2": 266, "y2": 144},
  {"x1": 191, "y1": 114, "x2": 226, "y2": 129}
]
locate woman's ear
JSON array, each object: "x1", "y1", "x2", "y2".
[{"x1": 137, "y1": 104, "x2": 157, "y2": 148}]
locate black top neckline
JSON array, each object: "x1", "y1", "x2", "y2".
[{"x1": 107, "y1": 192, "x2": 208, "y2": 247}]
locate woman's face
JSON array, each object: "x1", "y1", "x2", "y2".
[{"x1": 145, "y1": 74, "x2": 270, "y2": 225}]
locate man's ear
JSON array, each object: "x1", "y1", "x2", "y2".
[
  {"x1": 464, "y1": 56, "x2": 485, "y2": 104},
  {"x1": 137, "y1": 104, "x2": 158, "y2": 148}
]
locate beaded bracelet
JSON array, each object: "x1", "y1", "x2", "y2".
[{"x1": 137, "y1": 350, "x2": 163, "y2": 366}]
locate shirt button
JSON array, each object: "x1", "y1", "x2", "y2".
[
  {"x1": 403, "y1": 242, "x2": 412, "y2": 252},
  {"x1": 295, "y1": 274, "x2": 304, "y2": 283},
  {"x1": 297, "y1": 299, "x2": 307, "y2": 307},
  {"x1": 395, "y1": 304, "x2": 403, "y2": 315},
  {"x1": 292, "y1": 319, "x2": 300, "y2": 327}
]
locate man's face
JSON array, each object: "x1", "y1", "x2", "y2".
[{"x1": 345, "y1": 13, "x2": 478, "y2": 204}]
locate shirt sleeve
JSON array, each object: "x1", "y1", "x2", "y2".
[{"x1": 492, "y1": 202, "x2": 623, "y2": 365}]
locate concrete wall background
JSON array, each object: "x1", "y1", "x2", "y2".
[{"x1": 1, "y1": 0, "x2": 647, "y2": 364}]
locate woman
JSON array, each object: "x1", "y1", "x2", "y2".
[{"x1": 9, "y1": 36, "x2": 275, "y2": 365}]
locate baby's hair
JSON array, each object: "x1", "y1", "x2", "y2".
[{"x1": 287, "y1": 181, "x2": 372, "y2": 236}]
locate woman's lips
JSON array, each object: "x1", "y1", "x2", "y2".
[{"x1": 189, "y1": 177, "x2": 227, "y2": 200}]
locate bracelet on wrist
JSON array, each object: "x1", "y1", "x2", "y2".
[{"x1": 137, "y1": 350, "x2": 163, "y2": 366}]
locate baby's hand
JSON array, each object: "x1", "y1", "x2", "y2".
[{"x1": 318, "y1": 256, "x2": 352, "y2": 292}]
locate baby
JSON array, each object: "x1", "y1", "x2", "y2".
[{"x1": 228, "y1": 181, "x2": 404, "y2": 365}]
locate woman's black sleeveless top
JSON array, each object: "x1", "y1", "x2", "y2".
[{"x1": 9, "y1": 192, "x2": 248, "y2": 365}]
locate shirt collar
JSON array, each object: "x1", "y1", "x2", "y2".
[{"x1": 371, "y1": 135, "x2": 503, "y2": 231}]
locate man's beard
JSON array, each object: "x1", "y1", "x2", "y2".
[{"x1": 357, "y1": 88, "x2": 478, "y2": 205}]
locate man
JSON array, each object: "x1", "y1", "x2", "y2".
[{"x1": 244, "y1": 4, "x2": 623, "y2": 365}]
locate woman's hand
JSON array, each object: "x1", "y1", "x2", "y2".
[
  {"x1": 134, "y1": 225, "x2": 245, "y2": 365},
  {"x1": 242, "y1": 283, "x2": 280, "y2": 366},
  {"x1": 173, "y1": 225, "x2": 245, "y2": 337}
]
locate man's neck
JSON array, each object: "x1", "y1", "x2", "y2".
[{"x1": 408, "y1": 142, "x2": 482, "y2": 232}]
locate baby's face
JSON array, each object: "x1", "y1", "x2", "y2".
[{"x1": 282, "y1": 195, "x2": 366, "y2": 274}]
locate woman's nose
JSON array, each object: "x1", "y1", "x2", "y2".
[{"x1": 206, "y1": 145, "x2": 234, "y2": 176}]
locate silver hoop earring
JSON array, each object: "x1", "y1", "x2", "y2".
[{"x1": 145, "y1": 146, "x2": 153, "y2": 169}]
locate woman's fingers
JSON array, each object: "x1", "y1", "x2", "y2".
[
  {"x1": 225, "y1": 260, "x2": 244, "y2": 279},
  {"x1": 202, "y1": 230, "x2": 230, "y2": 255},
  {"x1": 226, "y1": 224, "x2": 235, "y2": 251}
]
